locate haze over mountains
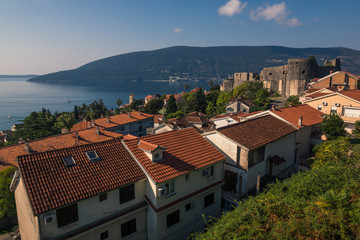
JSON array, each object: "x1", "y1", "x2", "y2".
[{"x1": 28, "y1": 46, "x2": 360, "y2": 84}]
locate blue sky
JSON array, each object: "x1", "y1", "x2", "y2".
[{"x1": 1, "y1": 0, "x2": 359, "y2": 74}]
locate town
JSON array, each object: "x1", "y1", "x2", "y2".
[{"x1": 0, "y1": 56, "x2": 360, "y2": 239}]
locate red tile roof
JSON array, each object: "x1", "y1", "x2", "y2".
[
  {"x1": 305, "y1": 88, "x2": 321, "y2": 94},
  {"x1": 218, "y1": 115, "x2": 297, "y2": 150},
  {"x1": 229, "y1": 111, "x2": 262, "y2": 121},
  {"x1": 17, "y1": 139, "x2": 146, "y2": 215},
  {"x1": 0, "y1": 129, "x2": 123, "y2": 170},
  {"x1": 71, "y1": 111, "x2": 153, "y2": 131},
  {"x1": 123, "y1": 128, "x2": 225, "y2": 183},
  {"x1": 138, "y1": 140, "x2": 164, "y2": 152},
  {"x1": 305, "y1": 92, "x2": 332, "y2": 99},
  {"x1": 339, "y1": 89, "x2": 360, "y2": 102},
  {"x1": 270, "y1": 105, "x2": 323, "y2": 128}
]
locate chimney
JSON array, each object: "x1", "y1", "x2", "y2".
[
  {"x1": 75, "y1": 132, "x2": 79, "y2": 142},
  {"x1": 271, "y1": 105, "x2": 276, "y2": 111},
  {"x1": 138, "y1": 110, "x2": 142, "y2": 116},
  {"x1": 106, "y1": 115, "x2": 110, "y2": 123},
  {"x1": 330, "y1": 70, "x2": 333, "y2": 74},
  {"x1": 95, "y1": 127, "x2": 100, "y2": 135},
  {"x1": 298, "y1": 116, "x2": 303, "y2": 126},
  {"x1": 127, "y1": 112, "x2": 132, "y2": 118},
  {"x1": 91, "y1": 119, "x2": 95, "y2": 126},
  {"x1": 24, "y1": 142, "x2": 31, "y2": 153},
  {"x1": 100, "y1": 114, "x2": 104, "y2": 119}
]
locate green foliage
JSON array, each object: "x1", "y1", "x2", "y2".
[
  {"x1": 165, "y1": 95, "x2": 177, "y2": 116},
  {"x1": 285, "y1": 95, "x2": 301, "y2": 107},
  {"x1": 321, "y1": 113, "x2": 346, "y2": 140},
  {"x1": 216, "y1": 91, "x2": 232, "y2": 114},
  {"x1": 116, "y1": 98, "x2": 122, "y2": 107},
  {"x1": 0, "y1": 167, "x2": 17, "y2": 232},
  {"x1": 208, "y1": 80, "x2": 213, "y2": 87},
  {"x1": 232, "y1": 82, "x2": 249, "y2": 98},
  {"x1": 180, "y1": 93, "x2": 196, "y2": 113},
  {"x1": 166, "y1": 111, "x2": 185, "y2": 119},
  {"x1": 195, "y1": 146, "x2": 360, "y2": 240},
  {"x1": 144, "y1": 98, "x2": 164, "y2": 114},
  {"x1": 56, "y1": 113, "x2": 75, "y2": 132},
  {"x1": 210, "y1": 85, "x2": 220, "y2": 91},
  {"x1": 184, "y1": 83, "x2": 189, "y2": 90},
  {"x1": 194, "y1": 88, "x2": 207, "y2": 113},
  {"x1": 352, "y1": 120, "x2": 360, "y2": 137},
  {"x1": 73, "y1": 105, "x2": 79, "y2": 120}
]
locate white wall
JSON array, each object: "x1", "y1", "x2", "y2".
[
  {"x1": 212, "y1": 118, "x2": 238, "y2": 129},
  {"x1": 39, "y1": 179, "x2": 146, "y2": 239}
]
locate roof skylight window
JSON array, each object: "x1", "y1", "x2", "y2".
[
  {"x1": 62, "y1": 156, "x2": 76, "y2": 167},
  {"x1": 86, "y1": 150, "x2": 100, "y2": 162}
]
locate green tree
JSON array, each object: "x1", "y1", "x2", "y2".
[
  {"x1": 195, "y1": 88, "x2": 207, "y2": 113},
  {"x1": 56, "y1": 113, "x2": 75, "y2": 132},
  {"x1": 352, "y1": 120, "x2": 360, "y2": 136},
  {"x1": 0, "y1": 167, "x2": 17, "y2": 231},
  {"x1": 321, "y1": 113, "x2": 346, "y2": 139},
  {"x1": 233, "y1": 82, "x2": 249, "y2": 97},
  {"x1": 285, "y1": 95, "x2": 301, "y2": 107},
  {"x1": 116, "y1": 98, "x2": 123, "y2": 107},
  {"x1": 210, "y1": 84, "x2": 220, "y2": 91},
  {"x1": 216, "y1": 91, "x2": 232, "y2": 114},
  {"x1": 206, "y1": 102, "x2": 217, "y2": 117},
  {"x1": 143, "y1": 98, "x2": 164, "y2": 114},
  {"x1": 166, "y1": 111, "x2": 185, "y2": 119},
  {"x1": 165, "y1": 95, "x2": 177, "y2": 116},
  {"x1": 184, "y1": 83, "x2": 189, "y2": 91},
  {"x1": 73, "y1": 106, "x2": 79, "y2": 120},
  {"x1": 208, "y1": 80, "x2": 213, "y2": 88}
]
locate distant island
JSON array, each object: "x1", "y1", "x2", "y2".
[
  {"x1": 0, "y1": 75, "x2": 38, "y2": 78},
  {"x1": 27, "y1": 46, "x2": 360, "y2": 84}
]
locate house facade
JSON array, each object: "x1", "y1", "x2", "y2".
[
  {"x1": 203, "y1": 115, "x2": 297, "y2": 209},
  {"x1": 226, "y1": 97, "x2": 254, "y2": 114},
  {"x1": 308, "y1": 71, "x2": 359, "y2": 91}
]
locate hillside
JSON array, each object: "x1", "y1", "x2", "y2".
[{"x1": 28, "y1": 46, "x2": 360, "y2": 84}]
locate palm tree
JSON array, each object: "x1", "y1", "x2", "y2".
[{"x1": 58, "y1": 113, "x2": 75, "y2": 133}]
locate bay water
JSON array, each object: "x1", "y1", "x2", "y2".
[{"x1": 0, "y1": 77, "x2": 213, "y2": 131}]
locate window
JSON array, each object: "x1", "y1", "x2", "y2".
[
  {"x1": 120, "y1": 126, "x2": 125, "y2": 131},
  {"x1": 139, "y1": 126, "x2": 143, "y2": 132},
  {"x1": 56, "y1": 203, "x2": 78, "y2": 228},
  {"x1": 120, "y1": 184, "x2": 135, "y2": 204},
  {"x1": 167, "y1": 210, "x2": 180, "y2": 228},
  {"x1": 165, "y1": 181, "x2": 175, "y2": 195},
  {"x1": 210, "y1": 166, "x2": 214, "y2": 176},
  {"x1": 185, "y1": 174, "x2": 190, "y2": 181},
  {"x1": 318, "y1": 105, "x2": 322, "y2": 110},
  {"x1": 302, "y1": 70, "x2": 306, "y2": 74},
  {"x1": 204, "y1": 193, "x2": 214, "y2": 208},
  {"x1": 248, "y1": 147, "x2": 265, "y2": 167},
  {"x1": 99, "y1": 193, "x2": 107, "y2": 202},
  {"x1": 236, "y1": 146, "x2": 241, "y2": 166},
  {"x1": 185, "y1": 202, "x2": 195, "y2": 212},
  {"x1": 86, "y1": 150, "x2": 100, "y2": 162},
  {"x1": 121, "y1": 218, "x2": 136, "y2": 238},
  {"x1": 154, "y1": 153, "x2": 160, "y2": 159},
  {"x1": 100, "y1": 231, "x2": 108, "y2": 240},
  {"x1": 269, "y1": 72, "x2": 272, "y2": 76},
  {"x1": 62, "y1": 156, "x2": 76, "y2": 167},
  {"x1": 331, "y1": 106, "x2": 337, "y2": 114}
]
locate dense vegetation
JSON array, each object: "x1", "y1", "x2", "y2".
[
  {"x1": 0, "y1": 167, "x2": 17, "y2": 233},
  {"x1": 28, "y1": 46, "x2": 360, "y2": 84},
  {"x1": 195, "y1": 137, "x2": 360, "y2": 239}
]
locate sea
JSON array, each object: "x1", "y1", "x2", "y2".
[{"x1": 0, "y1": 77, "x2": 214, "y2": 131}]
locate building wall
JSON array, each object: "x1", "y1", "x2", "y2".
[
  {"x1": 295, "y1": 124, "x2": 322, "y2": 159},
  {"x1": 305, "y1": 94, "x2": 360, "y2": 123},
  {"x1": 15, "y1": 178, "x2": 40, "y2": 240},
  {"x1": 149, "y1": 186, "x2": 222, "y2": 240},
  {"x1": 310, "y1": 72, "x2": 358, "y2": 90},
  {"x1": 39, "y1": 180, "x2": 146, "y2": 239},
  {"x1": 212, "y1": 118, "x2": 238, "y2": 129},
  {"x1": 71, "y1": 208, "x2": 147, "y2": 240},
  {"x1": 203, "y1": 132, "x2": 238, "y2": 165}
]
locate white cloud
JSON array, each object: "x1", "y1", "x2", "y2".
[
  {"x1": 174, "y1": 27, "x2": 183, "y2": 33},
  {"x1": 250, "y1": 2, "x2": 302, "y2": 27},
  {"x1": 218, "y1": 0, "x2": 247, "y2": 17}
]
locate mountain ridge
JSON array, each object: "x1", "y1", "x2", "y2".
[{"x1": 28, "y1": 46, "x2": 360, "y2": 84}]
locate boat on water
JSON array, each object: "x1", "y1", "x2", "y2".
[{"x1": 8, "y1": 115, "x2": 12, "y2": 119}]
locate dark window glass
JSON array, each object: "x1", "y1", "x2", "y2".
[
  {"x1": 99, "y1": 193, "x2": 107, "y2": 202},
  {"x1": 56, "y1": 203, "x2": 78, "y2": 228},
  {"x1": 139, "y1": 126, "x2": 143, "y2": 132},
  {"x1": 119, "y1": 184, "x2": 135, "y2": 204},
  {"x1": 121, "y1": 218, "x2": 136, "y2": 238},
  {"x1": 62, "y1": 156, "x2": 76, "y2": 167},
  {"x1": 167, "y1": 210, "x2": 180, "y2": 228},
  {"x1": 100, "y1": 231, "x2": 108, "y2": 240},
  {"x1": 204, "y1": 193, "x2": 214, "y2": 208}
]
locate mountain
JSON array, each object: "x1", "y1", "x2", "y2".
[
  {"x1": 0, "y1": 75, "x2": 38, "y2": 78},
  {"x1": 28, "y1": 46, "x2": 360, "y2": 84}
]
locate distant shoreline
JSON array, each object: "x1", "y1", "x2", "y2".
[{"x1": 0, "y1": 75, "x2": 38, "y2": 78}]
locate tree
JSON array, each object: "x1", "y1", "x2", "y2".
[
  {"x1": 143, "y1": 98, "x2": 164, "y2": 114},
  {"x1": 352, "y1": 120, "x2": 360, "y2": 136},
  {"x1": 208, "y1": 80, "x2": 213, "y2": 88},
  {"x1": 166, "y1": 111, "x2": 185, "y2": 119},
  {"x1": 184, "y1": 83, "x2": 189, "y2": 91},
  {"x1": 116, "y1": 98, "x2": 123, "y2": 107},
  {"x1": 321, "y1": 113, "x2": 346, "y2": 140},
  {"x1": 0, "y1": 167, "x2": 17, "y2": 231},
  {"x1": 233, "y1": 82, "x2": 249, "y2": 98},
  {"x1": 210, "y1": 85, "x2": 220, "y2": 91},
  {"x1": 165, "y1": 95, "x2": 177, "y2": 116},
  {"x1": 195, "y1": 88, "x2": 207, "y2": 113},
  {"x1": 56, "y1": 113, "x2": 75, "y2": 132},
  {"x1": 216, "y1": 91, "x2": 232, "y2": 114},
  {"x1": 73, "y1": 106, "x2": 79, "y2": 120},
  {"x1": 285, "y1": 95, "x2": 301, "y2": 107}
]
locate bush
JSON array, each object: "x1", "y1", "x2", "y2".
[{"x1": 321, "y1": 113, "x2": 346, "y2": 140}]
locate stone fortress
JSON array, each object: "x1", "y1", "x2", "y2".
[{"x1": 221, "y1": 58, "x2": 341, "y2": 96}]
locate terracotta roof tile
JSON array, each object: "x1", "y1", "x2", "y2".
[
  {"x1": 305, "y1": 92, "x2": 332, "y2": 99},
  {"x1": 0, "y1": 129, "x2": 123, "y2": 170},
  {"x1": 138, "y1": 140, "x2": 164, "y2": 152},
  {"x1": 17, "y1": 139, "x2": 146, "y2": 215},
  {"x1": 339, "y1": 89, "x2": 360, "y2": 102},
  {"x1": 218, "y1": 115, "x2": 297, "y2": 150},
  {"x1": 229, "y1": 111, "x2": 262, "y2": 121},
  {"x1": 270, "y1": 105, "x2": 323, "y2": 128},
  {"x1": 124, "y1": 128, "x2": 225, "y2": 183}
]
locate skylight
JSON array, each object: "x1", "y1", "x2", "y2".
[
  {"x1": 62, "y1": 156, "x2": 76, "y2": 167},
  {"x1": 86, "y1": 150, "x2": 100, "y2": 162}
]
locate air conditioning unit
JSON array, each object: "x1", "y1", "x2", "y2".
[
  {"x1": 202, "y1": 169, "x2": 209, "y2": 177},
  {"x1": 44, "y1": 213, "x2": 56, "y2": 226},
  {"x1": 335, "y1": 103, "x2": 341, "y2": 107},
  {"x1": 322, "y1": 102, "x2": 328, "y2": 106},
  {"x1": 157, "y1": 187, "x2": 166, "y2": 197}
]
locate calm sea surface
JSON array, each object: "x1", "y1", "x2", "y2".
[{"x1": 0, "y1": 77, "x2": 213, "y2": 131}]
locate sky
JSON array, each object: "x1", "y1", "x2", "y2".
[{"x1": 1, "y1": 0, "x2": 359, "y2": 75}]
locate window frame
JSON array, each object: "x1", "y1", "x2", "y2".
[
  {"x1": 121, "y1": 218, "x2": 137, "y2": 238},
  {"x1": 165, "y1": 181, "x2": 175, "y2": 195},
  {"x1": 56, "y1": 203, "x2": 79, "y2": 228},
  {"x1": 204, "y1": 192, "x2": 214, "y2": 208},
  {"x1": 119, "y1": 183, "x2": 135, "y2": 204},
  {"x1": 167, "y1": 210, "x2": 180, "y2": 228}
]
